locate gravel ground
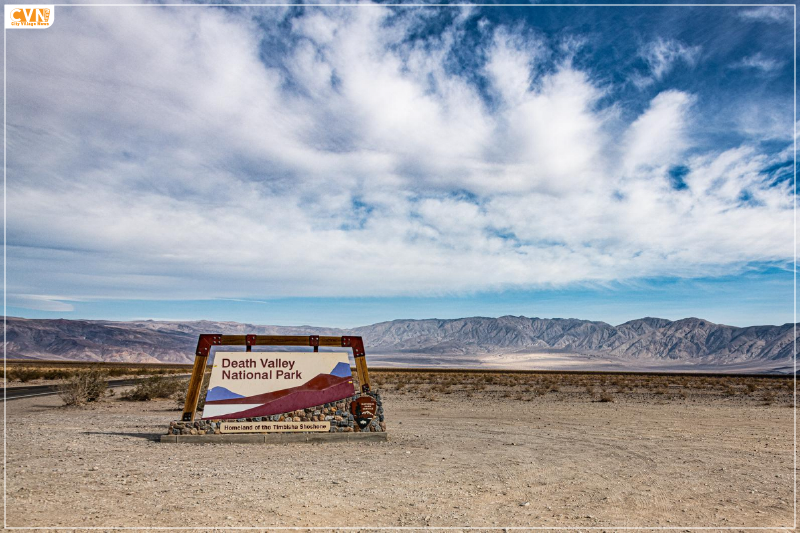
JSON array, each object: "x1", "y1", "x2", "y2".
[{"x1": 5, "y1": 383, "x2": 795, "y2": 530}]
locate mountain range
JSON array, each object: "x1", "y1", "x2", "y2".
[{"x1": 4, "y1": 316, "x2": 796, "y2": 373}]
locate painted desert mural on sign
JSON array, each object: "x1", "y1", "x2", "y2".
[{"x1": 201, "y1": 352, "x2": 355, "y2": 420}]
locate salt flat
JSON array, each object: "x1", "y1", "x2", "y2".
[{"x1": 368, "y1": 351, "x2": 793, "y2": 373}]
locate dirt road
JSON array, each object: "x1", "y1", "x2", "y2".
[{"x1": 5, "y1": 375, "x2": 795, "y2": 529}]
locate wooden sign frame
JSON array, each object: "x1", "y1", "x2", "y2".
[{"x1": 181, "y1": 334, "x2": 370, "y2": 422}]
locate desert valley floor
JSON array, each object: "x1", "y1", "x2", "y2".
[{"x1": 5, "y1": 371, "x2": 795, "y2": 529}]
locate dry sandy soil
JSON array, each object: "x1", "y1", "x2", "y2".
[{"x1": 5, "y1": 372, "x2": 796, "y2": 530}]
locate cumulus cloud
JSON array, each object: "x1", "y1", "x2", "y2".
[{"x1": 4, "y1": 6, "x2": 794, "y2": 307}]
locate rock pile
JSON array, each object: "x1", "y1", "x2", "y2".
[{"x1": 167, "y1": 391, "x2": 386, "y2": 435}]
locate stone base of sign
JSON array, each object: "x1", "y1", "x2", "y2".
[
  {"x1": 166, "y1": 391, "x2": 387, "y2": 436},
  {"x1": 160, "y1": 431, "x2": 388, "y2": 444}
]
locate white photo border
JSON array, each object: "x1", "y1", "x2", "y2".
[{"x1": 3, "y1": 2, "x2": 796, "y2": 530}]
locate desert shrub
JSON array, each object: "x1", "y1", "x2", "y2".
[
  {"x1": 762, "y1": 391, "x2": 776, "y2": 405},
  {"x1": 124, "y1": 375, "x2": 185, "y2": 401},
  {"x1": 57, "y1": 370, "x2": 109, "y2": 406},
  {"x1": 8, "y1": 369, "x2": 42, "y2": 382},
  {"x1": 598, "y1": 392, "x2": 615, "y2": 402},
  {"x1": 174, "y1": 373, "x2": 210, "y2": 410},
  {"x1": 43, "y1": 369, "x2": 73, "y2": 380}
]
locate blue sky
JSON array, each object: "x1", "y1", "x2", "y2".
[{"x1": 5, "y1": 3, "x2": 796, "y2": 328}]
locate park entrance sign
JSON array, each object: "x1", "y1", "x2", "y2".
[
  {"x1": 181, "y1": 334, "x2": 372, "y2": 422},
  {"x1": 201, "y1": 351, "x2": 355, "y2": 419},
  {"x1": 166, "y1": 334, "x2": 387, "y2": 441}
]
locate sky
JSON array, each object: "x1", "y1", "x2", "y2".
[{"x1": 4, "y1": 3, "x2": 796, "y2": 328}]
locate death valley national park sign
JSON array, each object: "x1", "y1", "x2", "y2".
[{"x1": 201, "y1": 352, "x2": 355, "y2": 420}]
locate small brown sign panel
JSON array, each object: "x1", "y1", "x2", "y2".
[
  {"x1": 220, "y1": 421, "x2": 330, "y2": 433},
  {"x1": 350, "y1": 396, "x2": 377, "y2": 429}
]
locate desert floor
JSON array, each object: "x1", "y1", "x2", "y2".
[{"x1": 5, "y1": 371, "x2": 796, "y2": 530}]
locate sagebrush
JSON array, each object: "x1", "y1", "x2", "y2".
[
  {"x1": 123, "y1": 375, "x2": 185, "y2": 401},
  {"x1": 57, "y1": 370, "x2": 109, "y2": 406}
]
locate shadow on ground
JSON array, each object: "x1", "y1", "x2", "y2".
[{"x1": 84, "y1": 431, "x2": 161, "y2": 441}]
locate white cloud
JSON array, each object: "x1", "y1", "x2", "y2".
[
  {"x1": 731, "y1": 99, "x2": 794, "y2": 141},
  {"x1": 633, "y1": 38, "x2": 700, "y2": 88},
  {"x1": 4, "y1": 6, "x2": 794, "y2": 306},
  {"x1": 623, "y1": 90, "x2": 694, "y2": 173},
  {"x1": 731, "y1": 52, "x2": 783, "y2": 72},
  {"x1": 9, "y1": 295, "x2": 75, "y2": 312},
  {"x1": 738, "y1": 6, "x2": 793, "y2": 23},
  {"x1": 485, "y1": 28, "x2": 542, "y2": 105}
]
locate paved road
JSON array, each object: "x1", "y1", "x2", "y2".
[{"x1": 1, "y1": 375, "x2": 191, "y2": 401}]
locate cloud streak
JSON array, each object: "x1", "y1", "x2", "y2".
[{"x1": 731, "y1": 52, "x2": 784, "y2": 72}]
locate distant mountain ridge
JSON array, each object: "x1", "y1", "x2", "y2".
[{"x1": 4, "y1": 315, "x2": 796, "y2": 371}]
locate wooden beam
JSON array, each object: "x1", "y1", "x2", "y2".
[
  {"x1": 219, "y1": 335, "x2": 248, "y2": 346},
  {"x1": 181, "y1": 353, "x2": 208, "y2": 421},
  {"x1": 354, "y1": 353, "x2": 370, "y2": 393},
  {"x1": 252, "y1": 335, "x2": 312, "y2": 346},
  {"x1": 342, "y1": 336, "x2": 370, "y2": 392}
]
